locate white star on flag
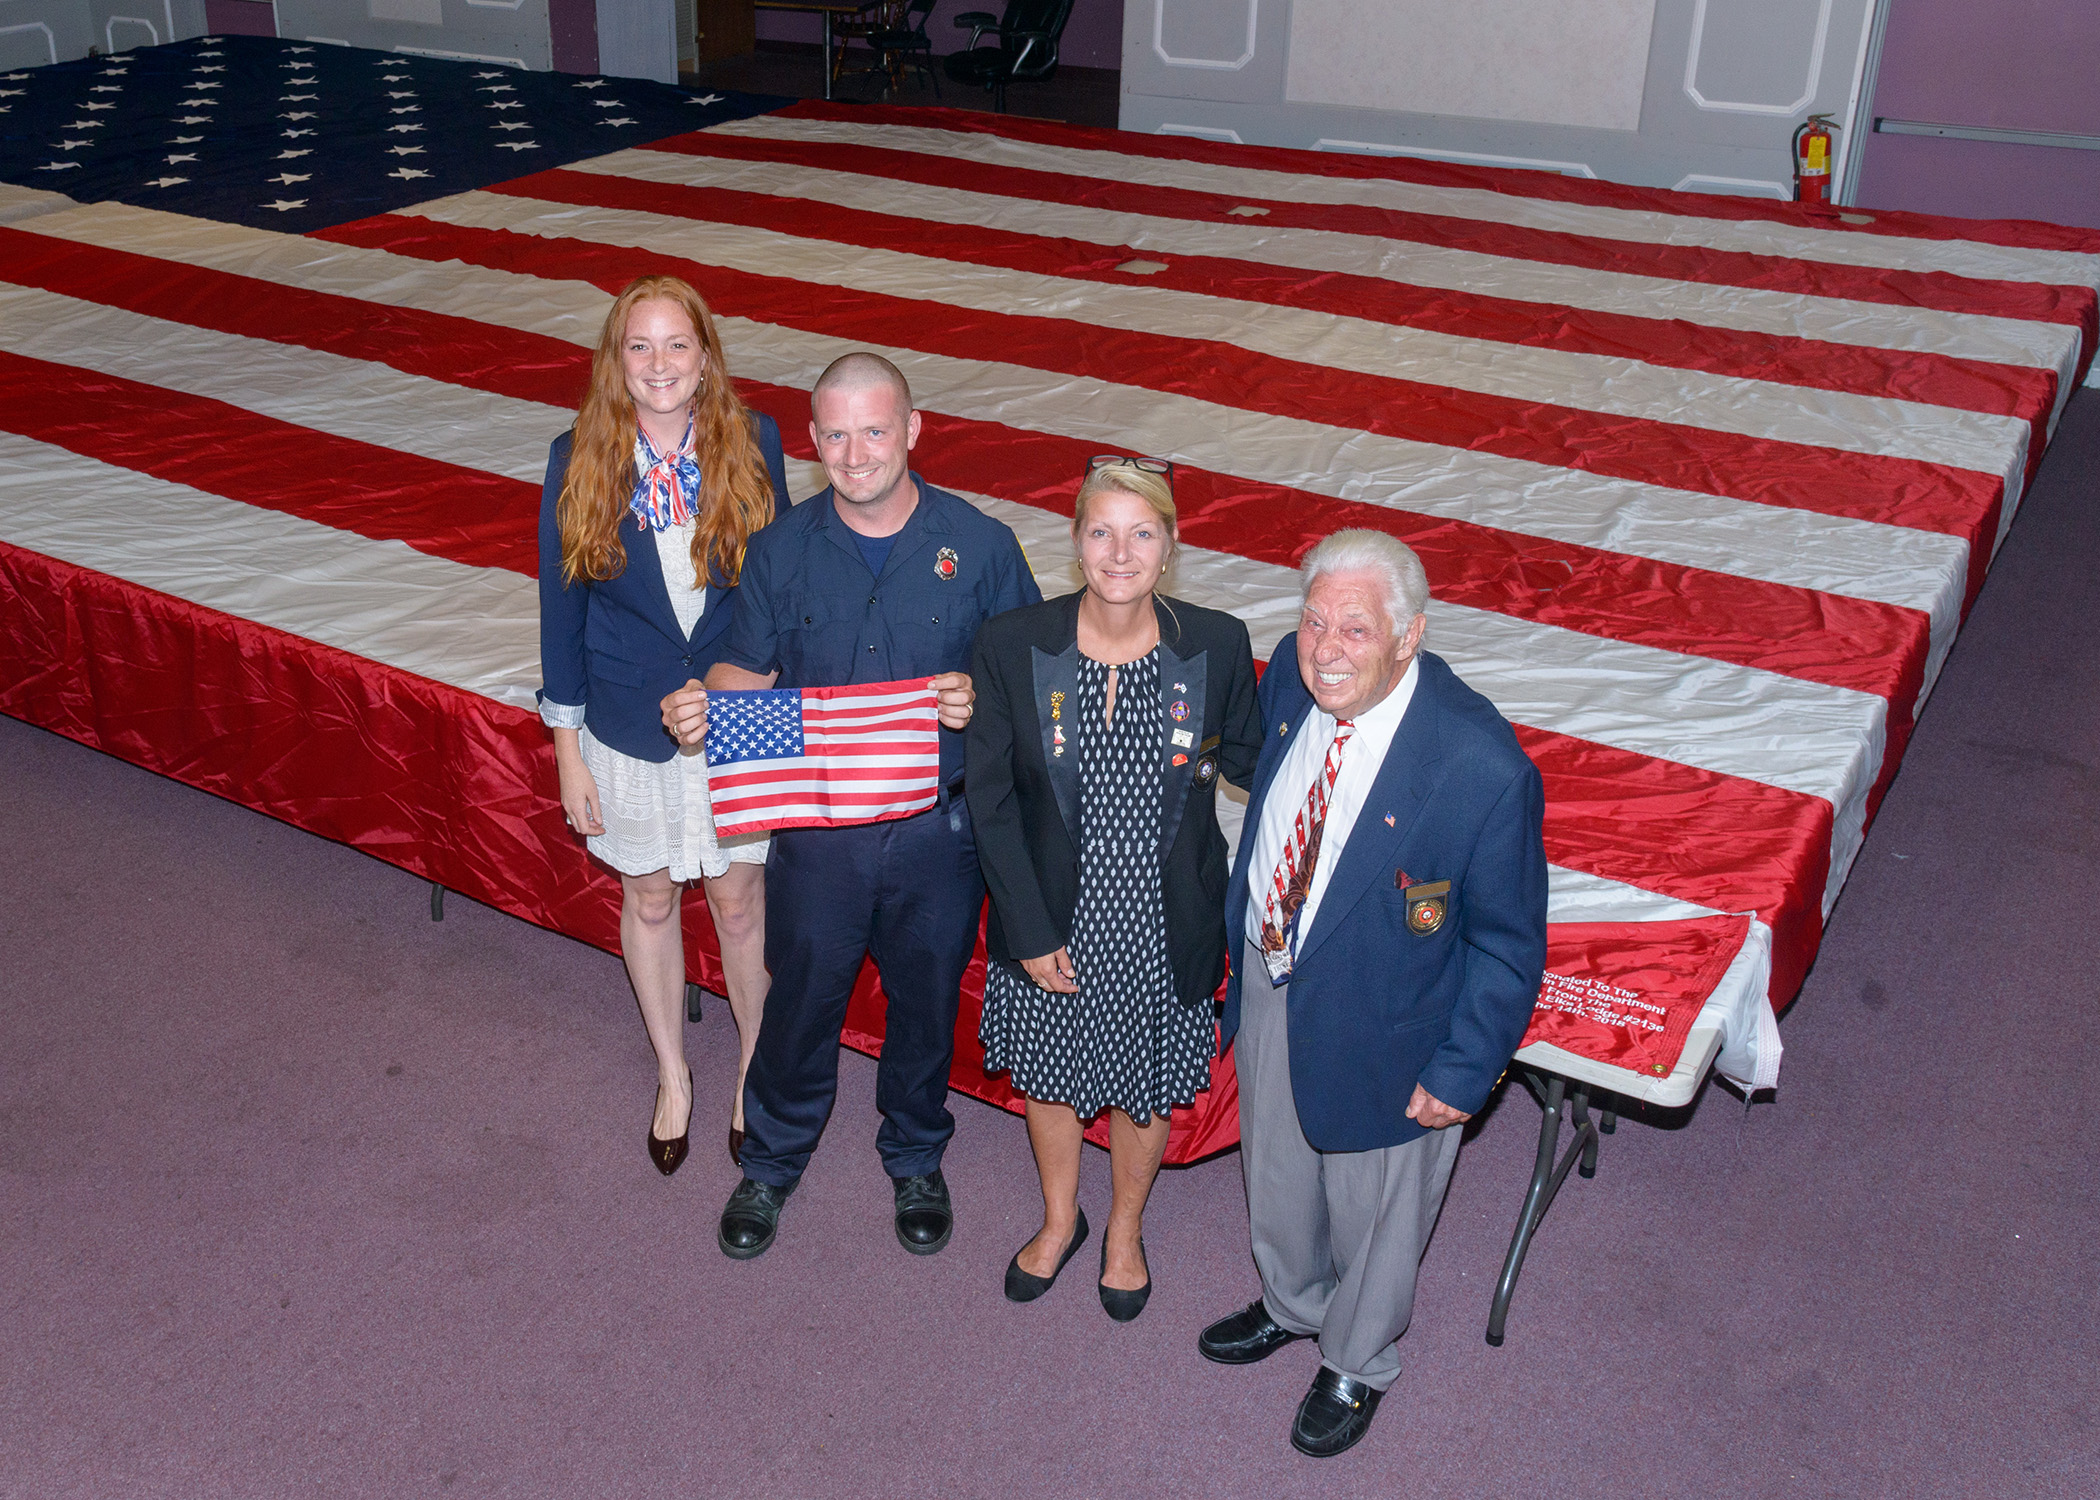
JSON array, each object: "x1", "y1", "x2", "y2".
[
  {"x1": 277, "y1": 149, "x2": 312, "y2": 158},
  {"x1": 388, "y1": 168, "x2": 433, "y2": 180},
  {"x1": 688, "y1": 94, "x2": 724, "y2": 104},
  {"x1": 288, "y1": 44, "x2": 313, "y2": 51},
  {"x1": 591, "y1": 98, "x2": 625, "y2": 107},
  {"x1": 598, "y1": 116, "x2": 638, "y2": 126},
  {"x1": 54, "y1": 140, "x2": 92, "y2": 151},
  {"x1": 168, "y1": 135, "x2": 202, "y2": 143},
  {"x1": 165, "y1": 153, "x2": 198, "y2": 164},
  {"x1": 389, "y1": 106, "x2": 420, "y2": 114},
  {"x1": 196, "y1": 65, "x2": 225, "y2": 73},
  {"x1": 281, "y1": 111, "x2": 316, "y2": 120},
  {"x1": 81, "y1": 101, "x2": 116, "y2": 110},
  {"x1": 494, "y1": 141, "x2": 539, "y2": 151},
  {"x1": 473, "y1": 70, "x2": 505, "y2": 78},
  {"x1": 381, "y1": 73, "x2": 409, "y2": 81},
  {"x1": 574, "y1": 78, "x2": 606, "y2": 88},
  {"x1": 269, "y1": 172, "x2": 310, "y2": 184},
  {"x1": 385, "y1": 145, "x2": 425, "y2": 155},
  {"x1": 88, "y1": 84, "x2": 122, "y2": 92},
  {"x1": 477, "y1": 84, "x2": 514, "y2": 93},
  {"x1": 386, "y1": 91, "x2": 417, "y2": 99},
  {"x1": 174, "y1": 116, "x2": 210, "y2": 124},
  {"x1": 144, "y1": 176, "x2": 187, "y2": 187},
  {"x1": 188, "y1": 81, "x2": 222, "y2": 89},
  {"x1": 280, "y1": 93, "x2": 318, "y2": 101},
  {"x1": 385, "y1": 123, "x2": 423, "y2": 133},
  {"x1": 36, "y1": 162, "x2": 81, "y2": 171},
  {"x1": 261, "y1": 198, "x2": 308, "y2": 210},
  {"x1": 67, "y1": 120, "x2": 107, "y2": 129},
  {"x1": 487, "y1": 100, "x2": 523, "y2": 109},
  {"x1": 282, "y1": 128, "x2": 314, "y2": 137},
  {"x1": 491, "y1": 121, "x2": 529, "y2": 131}
]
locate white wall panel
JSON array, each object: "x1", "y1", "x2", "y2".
[
  {"x1": 1285, "y1": 0, "x2": 1658, "y2": 132},
  {"x1": 1122, "y1": 0, "x2": 1888, "y2": 204}
]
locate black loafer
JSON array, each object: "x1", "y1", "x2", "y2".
[
  {"x1": 718, "y1": 1177, "x2": 794, "y2": 1260},
  {"x1": 892, "y1": 1170, "x2": 952, "y2": 1255},
  {"x1": 1097, "y1": 1236, "x2": 1151, "y2": 1323},
  {"x1": 1004, "y1": 1207, "x2": 1088, "y2": 1302},
  {"x1": 1290, "y1": 1367, "x2": 1383, "y2": 1458},
  {"x1": 1198, "y1": 1300, "x2": 1305, "y2": 1365}
]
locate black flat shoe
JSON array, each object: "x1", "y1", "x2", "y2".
[
  {"x1": 1198, "y1": 1300, "x2": 1305, "y2": 1365},
  {"x1": 647, "y1": 1067, "x2": 692, "y2": 1177},
  {"x1": 892, "y1": 1170, "x2": 952, "y2": 1255},
  {"x1": 1290, "y1": 1367, "x2": 1383, "y2": 1457},
  {"x1": 1003, "y1": 1208, "x2": 1089, "y2": 1303},
  {"x1": 1097, "y1": 1236, "x2": 1151, "y2": 1323},
  {"x1": 718, "y1": 1177, "x2": 794, "y2": 1259},
  {"x1": 728, "y1": 1126, "x2": 744, "y2": 1168}
]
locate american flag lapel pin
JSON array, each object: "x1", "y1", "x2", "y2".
[{"x1": 1384, "y1": 813, "x2": 1395, "y2": 827}]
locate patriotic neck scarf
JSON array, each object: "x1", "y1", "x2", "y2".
[{"x1": 629, "y1": 412, "x2": 701, "y2": 532}]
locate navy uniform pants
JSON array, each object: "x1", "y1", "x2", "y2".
[{"x1": 738, "y1": 794, "x2": 982, "y2": 1187}]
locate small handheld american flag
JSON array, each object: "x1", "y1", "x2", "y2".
[{"x1": 704, "y1": 679, "x2": 943, "y2": 836}]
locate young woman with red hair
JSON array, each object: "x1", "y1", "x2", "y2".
[{"x1": 538, "y1": 276, "x2": 790, "y2": 1176}]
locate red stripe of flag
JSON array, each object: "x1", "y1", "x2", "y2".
[
  {"x1": 0, "y1": 230, "x2": 1937, "y2": 727},
  {"x1": 312, "y1": 213, "x2": 2010, "y2": 551},
  {"x1": 622, "y1": 136, "x2": 2069, "y2": 418},
  {"x1": 774, "y1": 100, "x2": 2100, "y2": 264}
]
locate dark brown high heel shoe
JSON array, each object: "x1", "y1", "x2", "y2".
[
  {"x1": 728, "y1": 1125, "x2": 745, "y2": 1168},
  {"x1": 648, "y1": 1067, "x2": 692, "y2": 1177}
]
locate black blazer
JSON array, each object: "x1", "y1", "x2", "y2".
[{"x1": 967, "y1": 591, "x2": 1263, "y2": 1009}]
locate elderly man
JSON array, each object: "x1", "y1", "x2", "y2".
[
  {"x1": 666, "y1": 353, "x2": 1039, "y2": 1259},
  {"x1": 1200, "y1": 530, "x2": 1547, "y2": 1457}
]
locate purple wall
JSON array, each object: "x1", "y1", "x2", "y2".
[
  {"x1": 548, "y1": 0, "x2": 600, "y2": 72},
  {"x1": 757, "y1": 0, "x2": 1121, "y2": 69},
  {"x1": 203, "y1": 0, "x2": 275, "y2": 36},
  {"x1": 1856, "y1": 0, "x2": 2100, "y2": 229}
]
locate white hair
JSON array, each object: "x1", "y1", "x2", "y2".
[{"x1": 1299, "y1": 529, "x2": 1429, "y2": 626}]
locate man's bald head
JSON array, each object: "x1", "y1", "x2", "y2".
[{"x1": 811, "y1": 352, "x2": 912, "y2": 417}]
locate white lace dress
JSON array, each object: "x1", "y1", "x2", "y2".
[{"x1": 549, "y1": 518, "x2": 768, "y2": 884}]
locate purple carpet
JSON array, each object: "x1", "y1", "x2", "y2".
[{"x1": 4, "y1": 396, "x2": 2097, "y2": 1499}]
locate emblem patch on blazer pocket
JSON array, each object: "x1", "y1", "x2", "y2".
[{"x1": 1404, "y1": 879, "x2": 1450, "y2": 935}]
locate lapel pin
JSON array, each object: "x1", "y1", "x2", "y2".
[
  {"x1": 934, "y1": 546, "x2": 958, "y2": 581},
  {"x1": 1384, "y1": 813, "x2": 1395, "y2": 827}
]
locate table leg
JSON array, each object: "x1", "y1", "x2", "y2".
[{"x1": 1486, "y1": 1069, "x2": 1601, "y2": 1347}]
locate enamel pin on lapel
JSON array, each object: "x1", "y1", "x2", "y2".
[
  {"x1": 934, "y1": 546, "x2": 958, "y2": 580},
  {"x1": 1384, "y1": 813, "x2": 1396, "y2": 827}
]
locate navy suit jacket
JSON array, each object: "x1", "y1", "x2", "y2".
[
  {"x1": 536, "y1": 418, "x2": 791, "y2": 762},
  {"x1": 1222, "y1": 644, "x2": 1549, "y2": 1153}
]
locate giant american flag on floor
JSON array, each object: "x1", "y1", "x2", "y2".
[{"x1": 5, "y1": 34, "x2": 2100, "y2": 1107}]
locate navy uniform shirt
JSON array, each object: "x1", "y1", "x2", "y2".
[{"x1": 722, "y1": 475, "x2": 1042, "y2": 781}]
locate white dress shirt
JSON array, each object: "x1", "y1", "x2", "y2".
[{"x1": 1245, "y1": 657, "x2": 1420, "y2": 961}]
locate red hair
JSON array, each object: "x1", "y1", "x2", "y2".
[{"x1": 558, "y1": 276, "x2": 774, "y2": 588}]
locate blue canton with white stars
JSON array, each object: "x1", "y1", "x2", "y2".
[
  {"x1": 704, "y1": 691, "x2": 806, "y2": 770},
  {"x1": 0, "y1": 34, "x2": 787, "y2": 234}
]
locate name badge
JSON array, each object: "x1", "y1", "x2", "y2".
[{"x1": 1404, "y1": 879, "x2": 1450, "y2": 935}]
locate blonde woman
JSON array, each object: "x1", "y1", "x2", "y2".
[
  {"x1": 537, "y1": 276, "x2": 788, "y2": 1175},
  {"x1": 966, "y1": 457, "x2": 1263, "y2": 1319}
]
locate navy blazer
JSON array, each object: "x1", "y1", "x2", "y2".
[
  {"x1": 966, "y1": 591, "x2": 1263, "y2": 1009},
  {"x1": 1222, "y1": 644, "x2": 1548, "y2": 1153},
  {"x1": 536, "y1": 417, "x2": 790, "y2": 762}
]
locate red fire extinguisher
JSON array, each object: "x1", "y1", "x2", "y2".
[{"x1": 1793, "y1": 113, "x2": 1840, "y2": 206}]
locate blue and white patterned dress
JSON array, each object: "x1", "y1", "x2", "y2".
[{"x1": 980, "y1": 649, "x2": 1214, "y2": 1123}]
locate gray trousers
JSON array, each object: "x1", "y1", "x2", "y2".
[{"x1": 1237, "y1": 942, "x2": 1463, "y2": 1391}]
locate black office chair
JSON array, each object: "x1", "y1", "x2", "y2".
[
  {"x1": 943, "y1": 0, "x2": 1074, "y2": 113},
  {"x1": 868, "y1": 0, "x2": 941, "y2": 99}
]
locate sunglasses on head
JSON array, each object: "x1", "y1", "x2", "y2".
[{"x1": 1087, "y1": 453, "x2": 1175, "y2": 479}]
